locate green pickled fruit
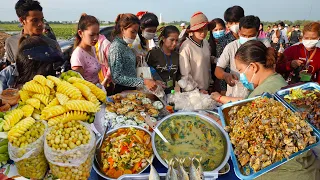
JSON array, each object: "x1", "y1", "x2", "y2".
[
  {"x1": 0, "y1": 139, "x2": 8, "y2": 146},
  {"x1": 0, "y1": 112, "x2": 4, "y2": 119},
  {"x1": 0, "y1": 153, "x2": 9, "y2": 162},
  {"x1": 0, "y1": 145, "x2": 8, "y2": 153},
  {"x1": 16, "y1": 151, "x2": 48, "y2": 179},
  {"x1": 88, "y1": 116, "x2": 94, "y2": 123}
]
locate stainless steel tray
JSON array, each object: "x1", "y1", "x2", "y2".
[
  {"x1": 118, "y1": 172, "x2": 220, "y2": 180},
  {"x1": 218, "y1": 93, "x2": 320, "y2": 180},
  {"x1": 275, "y1": 82, "x2": 320, "y2": 133}
]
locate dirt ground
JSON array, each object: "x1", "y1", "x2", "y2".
[{"x1": 0, "y1": 32, "x2": 11, "y2": 59}]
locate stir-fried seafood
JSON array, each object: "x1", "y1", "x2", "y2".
[
  {"x1": 105, "y1": 93, "x2": 163, "y2": 130},
  {"x1": 284, "y1": 89, "x2": 320, "y2": 129},
  {"x1": 225, "y1": 97, "x2": 317, "y2": 173}
]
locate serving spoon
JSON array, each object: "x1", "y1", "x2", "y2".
[{"x1": 140, "y1": 112, "x2": 170, "y2": 144}]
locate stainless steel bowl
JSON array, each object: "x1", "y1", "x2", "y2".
[
  {"x1": 93, "y1": 125, "x2": 154, "y2": 180},
  {"x1": 151, "y1": 112, "x2": 231, "y2": 173}
]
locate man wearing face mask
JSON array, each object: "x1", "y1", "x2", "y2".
[
  {"x1": 216, "y1": 5, "x2": 244, "y2": 57},
  {"x1": 214, "y1": 5, "x2": 244, "y2": 95},
  {"x1": 129, "y1": 13, "x2": 159, "y2": 58},
  {"x1": 276, "y1": 22, "x2": 320, "y2": 85},
  {"x1": 5, "y1": 0, "x2": 61, "y2": 64},
  {"x1": 215, "y1": 15, "x2": 271, "y2": 98},
  {"x1": 278, "y1": 22, "x2": 289, "y2": 48}
]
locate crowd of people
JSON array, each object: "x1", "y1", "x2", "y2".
[{"x1": 0, "y1": 0, "x2": 320, "y2": 179}]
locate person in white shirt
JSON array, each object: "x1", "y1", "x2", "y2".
[
  {"x1": 214, "y1": 15, "x2": 271, "y2": 98},
  {"x1": 179, "y1": 23, "x2": 187, "y2": 39}
]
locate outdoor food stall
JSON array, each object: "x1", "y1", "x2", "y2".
[{"x1": 0, "y1": 73, "x2": 319, "y2": 180}]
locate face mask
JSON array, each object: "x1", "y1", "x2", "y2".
[
  {"x1": 123, "y1": 36, "x2": 135, "y2": 44},
  {"x1": 239, "y1": 64, "x2": 256, "y2": 91},
  {"x1": 142, "y1": 31, "x2": 155, "y2": 40},
  {"x1": 239, "y1": 36, "x2": 257, "y2": 44},
  {"x1": 229, "y1": 24, "x2": 239, "y2": 34},
  {"x1": 212, "y1": 30, "x2": 225, "y2": 39},
  {"x1": 278, "y1": 27, "x2": 281, "y2": 30},
  {"x1": 273, "y1": 28, "x2": 277, "y2": 31},
  {"x1": 302, "y1": 39, "x2": 319, "y2": 49},
  {"x1": 295, "y1": 28, "x2": 299, "y2": 31}
]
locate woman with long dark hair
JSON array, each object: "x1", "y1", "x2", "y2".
[
  {"x1": 70, "y1": 13, "x2": 101, "y2": 84},
  {"x1": 108, "y1": 13, "x2": 157, "y2": 94}
]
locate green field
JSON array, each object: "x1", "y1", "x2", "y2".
[{"x1": 0, "y1": 24, "x2": 82, "y2": 39}]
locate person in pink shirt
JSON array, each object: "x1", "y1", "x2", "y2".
[
  {"x1": 70, "y1": 13, "x2": 101, "y2": 84},
  {"x1": 258, "y1": 23, "x2": 267, "y2": 39}
]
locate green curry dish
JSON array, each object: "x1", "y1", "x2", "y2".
[{"x1": 155, "y1": 115, "x2": 227, "y2": 171}]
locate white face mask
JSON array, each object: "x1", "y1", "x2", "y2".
[
  {"x1": 142, "y1": 31, "x2": 155, "y2": 40},
  {"x1": 229, "y1": 24, "x2": 239, "y2": 34},
  {"x1": 302, "y1": 39, "x2": 319, "y2": 49},
  {"x1": 295, "y1": 28, "x2": 299, "y2": 31},
  {"x1": 273, "y1": 28, "x2": 277, "y2": 31},
  {"x1": 239, "y1": 36, "x2": 257, "y2": 44},
  {"x1": 123, "y1": 36, "x2": 135, "y2": 44}
]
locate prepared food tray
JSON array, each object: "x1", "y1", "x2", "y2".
[
  {"x1": 275, "y1": 82, "x2": 320, "y2": 133},
  {"x1": 105, "y1": 91, "x2": 169, "y2": 131},
  {"x1": 218, "y1": 93, "x2": 320, "y2": 180}
]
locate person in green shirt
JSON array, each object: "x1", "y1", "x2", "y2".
[
  {"x1": 211, "y1": 40, "x2": 287, "y2": 103},
  {"x1": 212, "y1": 40, "x2": 320, "y2": 179}
]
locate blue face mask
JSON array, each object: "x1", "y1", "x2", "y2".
[
  {"x1": 212, "y1": 30, "x2": 225, "y2": 39},
  {"x1": 239, "y1": 64, "x2": 256, "y2": 91},
  {"x1": 239, "y1": 36, "x2": 257, "y2": 45}
]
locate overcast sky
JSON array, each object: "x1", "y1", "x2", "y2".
[{"x1": 0, "y1": 0, "x2": 319, "y2": 22}]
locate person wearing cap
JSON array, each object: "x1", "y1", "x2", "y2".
[
  {"x1": 136, "y1": 11, "x2": 148, "y2": 20},
  {"x1": 179, "y1": 23, "x2": 187, "y2": 39},
  {"x1": 179, "y1": 12, "x2": 212, "y2": 91}
]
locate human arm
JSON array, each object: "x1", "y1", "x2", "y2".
[
  {"x1": 215, "y1": 45, "x2": 238, "y2": 86},
  {"x1": 108, "y1": 47, "x2": 145, "y2": 88},
  {"x1": 276, "y1": 46, "x2": 304, "y2": 73},
  {"x1": 5, "y1": 38, "x2": 15, "y2": 63},
  {"x1": 211, "y1": 92, "x2": 243, "y2": 104}
]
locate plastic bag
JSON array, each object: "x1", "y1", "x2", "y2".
[
  {"x1": 93, "y1": 103, "x2": 106, "y2": 136},
  {"x1": 8, "y1": 120, "x2": 48, "y2": 179},
  {"x1": 44, "y1": 121, "x2": 96, "y2": 180},
  {"x1": 171, "y1": 89, "x2": 218, "y2": 110},
  {"x1": 136, "y1": 55, "x2": 152, "y2": 79},
  {"x1": 229, "y1": 81, "x2": 249, "y2": 98}
]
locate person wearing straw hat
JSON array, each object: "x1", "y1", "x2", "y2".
[{"x1": 179, "y1": 12, "x2": 212, "y2": 92}]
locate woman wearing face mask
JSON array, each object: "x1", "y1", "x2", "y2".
[
  {"x1": 71, "y1": 13, "x2": 101, "y2": 84},
  {"x1": 208, "y1": 18, "x2": 226, "y2": 93},
  {"x1": 108, "y1": 13, "x2": 157, "y2": 94},
  {"x1": 129, "y1": 13, "x2": 159, "y2": 57},
  {"x1": 146, "y1": 26, "x2": 181, "y2": 94},
  {"x1": 276, "y1": 22, "x2": 320, "y2": 85},
  {"x1": 211, "y1": 40, "x2": 287, "y2": 104},
  {"x1": 179, "y1": 12, "x2": 212, "y2": 91}
]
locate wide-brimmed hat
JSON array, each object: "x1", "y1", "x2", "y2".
[{"x1": 190, "y1": 12, "x2": 209, "y2": 31}]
